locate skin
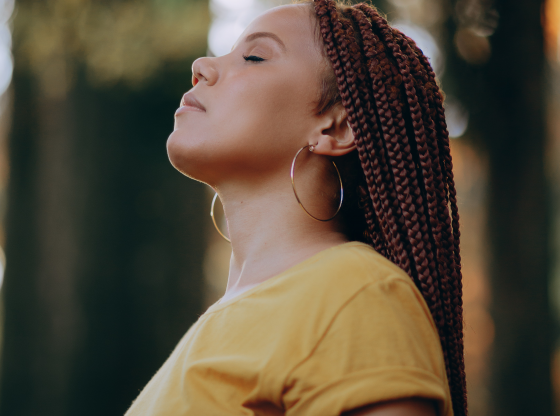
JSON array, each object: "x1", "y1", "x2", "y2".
[{"x1": 167, "y1": 4, "x2": 438, "y2": 416}]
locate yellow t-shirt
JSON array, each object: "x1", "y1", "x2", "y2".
[{"x1": 125, "y1": 241, "x2": 453, "y2": 416}]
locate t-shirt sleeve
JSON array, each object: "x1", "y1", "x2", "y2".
[{"x1": 282, "y1": 275, "x2": 453, "y2": 416}]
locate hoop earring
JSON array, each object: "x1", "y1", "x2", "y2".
[
  {"x1": 210, "y1": 192, "x2": 231, "y2": 243},
  {"x1": 290, "y1": 145, "x2": 344, "y2": 222}
]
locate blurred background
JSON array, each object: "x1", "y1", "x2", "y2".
[{"x1": 0, "y1": 0, "x2": 557, "y2": 415}]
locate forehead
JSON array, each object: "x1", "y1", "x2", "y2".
[{"x1": 240, "y1": 4, "x2": 322, "y2": 60}]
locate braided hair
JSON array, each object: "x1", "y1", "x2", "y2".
[{"x1": 307, "y1": 1, "x2": 467, "y2": 414}]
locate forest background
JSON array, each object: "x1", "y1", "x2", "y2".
[{"x1": 0, "y1": 0, "x2": 559, "y2": 415}]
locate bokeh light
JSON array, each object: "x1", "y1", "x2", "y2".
[
  {"x1": 444, "y1": 96, "x2": 469, "y2": 138},
  {"x1": 393, "y1": 22, "x2": 444, "y2": 75},
  {"x1": 208, "y1": 0, "x2": 267, "y2": 57},
  {"x1": 0, "y1": 0, "x2": 12, "y2": 98}
]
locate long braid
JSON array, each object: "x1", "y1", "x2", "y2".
[
  {"x1": 397, "y1": 32, "x2": 466, "y2": 404},
  {"x1": 352, "y1": 2, "x2": 454, "y2": 389},
  {"x1": 327, "y1": 2, "x2": 418, "y2": 277},
  {"x1": 347, "y1": 17, "x2": 404, "y2": 264},
  {"x1": 350, "y1": 6, "x2": 447, "y2": 329},
  {"x1": 316, "y1": 0, "x2": 405, "y2": 269},
  {"x1": 386, "y1": 25, "x2": 459, "y2": 368},
  {"x1": 310, "y1": 1, "x2": 467, "y2": 415},
  {"x1": 404, "y1": 34, "x2": 462, "y2": 285},
  {"x1": 346, "y1": 4, "x2": 451, "y2": 373},
  {"x1": 415, "y1": 42, "x2": 464, "y2": 294},
  {"x1": 406, "y1": 35, "x2": 467, "y2": 409},
  {"x1": 393, "y1": 30, "x2": 467, "y2": 410},
  {"x1": 406, "y1": 36, "x2": 463, "y2": 282}
]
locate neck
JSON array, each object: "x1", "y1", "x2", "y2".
[{"x1": 216, "y1": 175, "x2": 348, "y2": 303}]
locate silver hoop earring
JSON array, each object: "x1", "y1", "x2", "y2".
[
  {"x1": 290, "y1": 145, "x2": 344, "y2": 222},
  {"x1": 210, "y1": 192, "x2": 231, "y2": 243}
]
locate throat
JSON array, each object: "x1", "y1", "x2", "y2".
[{"x1": 221, "y1": 232, "x2": 350, "y2": 304}]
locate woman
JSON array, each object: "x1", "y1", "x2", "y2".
[{"x1": 126, "y1": 1, "x2": 466, "y2": 415}]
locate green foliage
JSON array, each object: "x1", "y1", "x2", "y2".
[{"x1": 13, "y1": 0, "x2": 209, "y2": 97}]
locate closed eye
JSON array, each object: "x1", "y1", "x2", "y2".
[{"x1": 243, "y1": 55, "x2": 265, "y2": 62}]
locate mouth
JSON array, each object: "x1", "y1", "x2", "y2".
[{"x1": 176, "y1": 93, "x2": 206, "y2": 114}]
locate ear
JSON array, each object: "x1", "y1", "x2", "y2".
[{"x1": 310, "y1": 105, "x2": 356, "y2": 156}]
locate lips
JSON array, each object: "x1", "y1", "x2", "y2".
[{"x1": 180, "y1": 93, "x2": 206, "y2": 112}]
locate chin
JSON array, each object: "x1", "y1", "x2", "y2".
[
  {"x1": 166, "y1": 128, "x2": 272, "y2": 186},
  {"x1": 166, "y1": 131, "x2": 209, "y2": 183}
]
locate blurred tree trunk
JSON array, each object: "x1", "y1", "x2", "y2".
[
  {"x1": 445, "y1": 0, "x2": 552, "y2": 414},
  {"x1": 0, "y1": 34, "x2": 208, "y2": 416}
]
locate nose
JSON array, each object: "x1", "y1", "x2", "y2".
[{"x1": 192, "y1": 57, "x2": 218, "y2": 87}]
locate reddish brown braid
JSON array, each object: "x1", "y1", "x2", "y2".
[
  {"x1": 318, "y1": 3, "x2": 402, "y2": 263},
  {"x1": 385, "y1": 29, "x2": 466, "y2": 409},
  {"x1": 390, "y1": 29, "x2": 467, "y2": 409},
  {"x1": 309, "y1": 1, "x2": 467, "y2": 414}
]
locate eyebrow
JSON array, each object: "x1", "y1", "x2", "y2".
[{"x1": 244, "y1": 32, "x2": 287, "y2": 52}]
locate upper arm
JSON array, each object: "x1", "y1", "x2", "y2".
[{"x1": 343, "y1": 398, "x2": 438, "y2": 416}]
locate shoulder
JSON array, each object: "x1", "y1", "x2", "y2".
[
  {"x1": 313, "y1": 241, "x2": 408, "y2": 281},
  {"x1": 283, "y1": 242, "x2": 443, "y2": 374},
  {"x1": 293, "y1": 241, "x2": 436, "y2": 335},
  {"x1": 289, "y1": 241, "x2": 414, "y2": 307},
  {"x1": 281, "y1": 244, "x2": 451, "y2": 416},
  {"x1": 270, "y1": 241, "x2": 431, "y2": 346}
]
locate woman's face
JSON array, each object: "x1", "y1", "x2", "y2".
[{"x1": 167, "y1": 4, "x2": 328, "y2": 187}]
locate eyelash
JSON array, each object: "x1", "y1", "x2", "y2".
[{"x1": 243, "y1": 55, "x2": 265, "y2": 62}]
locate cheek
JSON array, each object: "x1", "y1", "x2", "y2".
[
  {"x1": 224, "y1": 74, "x2": 314, "y2": 149},
  {"x1": 167, "y1": 70, "x2": 318, "y2": 182},
  {"x1": 223, "y1": 96, "x2": 308, "y2": 175}
]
